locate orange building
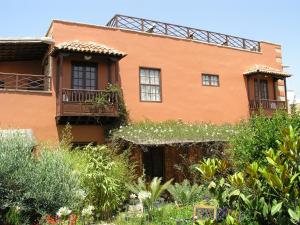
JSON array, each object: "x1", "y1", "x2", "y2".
[{"x1": 0, "y1": 15, "x2": 290, "y2": 145}]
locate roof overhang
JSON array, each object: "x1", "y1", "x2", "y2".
[
  {"x1": 0, "y1": 37, "x2": 53, "y2": 61},
  {"x1": 244, "y1": 64, "x2": 291, "y2": 78},
  {"x1": 51, "y1": 40, "x2": 127, "y2": 59}
]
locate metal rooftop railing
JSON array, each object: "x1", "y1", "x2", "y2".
[{"x1": 106, "y1": 15, "x2": 261, "y2": 52}]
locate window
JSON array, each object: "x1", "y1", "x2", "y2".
[
  {"x1": 254, "y1": 79, "x2": 269, "y2": 100},
  {"x1": 202, "y1": 74, "x2": 219, "y2": 86},
  {"x1": 72, "y1": 62, "x2": 97, "y2": 90},
  {"x1": 140, "y1": 68, "x2": 161, "y2": 102}
]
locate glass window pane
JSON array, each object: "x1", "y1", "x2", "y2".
[{"x1": 140, "y1": 69, "x2": 161, "y2": 101}]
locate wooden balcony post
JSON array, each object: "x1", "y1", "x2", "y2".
[
  {"x1": 258, "y1": 77, "x2": 261, "y2": 107},
  {"x1": 108, "y1": 59, "x2": 112, "y2": 84},
  {"x1": 115, "y1": 60, "x2": 119, "y2": 83},
  {"x1": 15, "y1": 74, "x2": 18, "y2": 90},
  {"x1": 57, "y1": 54, "x2": 64, "y2": 115},
  {"x1": 284, "y1": 77, "x2": 288, "y2": 110}
]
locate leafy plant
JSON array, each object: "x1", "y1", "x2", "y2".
[
  {"x1": 230, "y1": 110, "x2": 300, "y2": 169},
  {"x1": 81, "y1": 145, "x2": 135, "y2": 219},
  {"x1": 0, "y1": 132, "x2": 83, "y2": 223},
  {"x1": 127, "y1": 176, "x2": 173, "y2": 220},
  {"x1": 168, "y1": 179, "x2": 204, "y2": 205},
  {"x1": 199, "y1": 126, "x2": 300, "y2": 224}
]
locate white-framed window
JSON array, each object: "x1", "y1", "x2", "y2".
[
  {"x1": 140, "y1": 68, "x2": 161, "y2": 102},
  {"x1": 202, "y1": 74, "x2": 219, "y2": 86}
]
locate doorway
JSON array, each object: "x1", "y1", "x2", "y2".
[{"x1": 142, "y1": 146, "x2": 165, "y2": 181}]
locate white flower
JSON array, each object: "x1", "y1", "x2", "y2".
[
  {"x1": 75, "y1": 189, "x2": 87, "y2": 200},
  {"x1": 138, "y1": 191, "x2": 151, "y2": 202},
  {"x1": 57, "y1": 207, "x2": 72, "y2": 218},
  {"x1": 130, "y1": 193, "x2": 137, "y2": 199},
  {"x1": 82, "y1": 205, "x2": 95, "y2": 217}
]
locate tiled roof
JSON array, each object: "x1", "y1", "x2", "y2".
[
  {"x1": 53, "y1": 40, "x2": 126, "y2": 57},
  {"x1": 244, "y1": 64, "x2": 290, "y2": 77}
]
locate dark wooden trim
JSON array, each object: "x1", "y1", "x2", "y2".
[
  {"x1": 246, "y1": 75, "x2": 251, "y2": 102},
  {"x1": 108, "y1": 60, "x2": 112, "y2": 84},
  {"x1": 139, "y1": 66, "x2": 162, "y2": 103},
  {"x1": 284, "y1": 77, "x2": 288, "y2": 110},
  {"x1": 201, "y1": 74, "x2": 220, "y2": 87},
  {"x1": 273, "y1": 78, "x2": 277, "y2": 100},
  {"x1": 57, "y1": 54, "x2": 64, "y2": 116},
  {"x1": 55, "y1": 51, "x2": 122, "y2": 61}
]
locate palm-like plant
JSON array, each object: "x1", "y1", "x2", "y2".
[
  {"x1": 127, "y1": 176, "x2": 173, "y2": 219},
  {"x1": 168, "y1": 179, "x2": 203, "y2": 205}
]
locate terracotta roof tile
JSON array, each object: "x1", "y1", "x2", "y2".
[
  {"x1": 53, "y1": 40, "x2": 126, "y2": 57},
  {"x1": 244, "y1": 64, "x2": 290, "y2": 77}
]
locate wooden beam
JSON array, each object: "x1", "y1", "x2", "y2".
[
  {"x1": 284, "y1": 77, "x2": 288, "y2": 110},
  {"x1": 57, "y1": 54, "x2": 64, "y2": 116},
  {"x1": 273, "y1": 78, "x2": 277, "y2": 100},
  {"x1": 108, "y1": 59, "x2": 112, "y2": 84}
]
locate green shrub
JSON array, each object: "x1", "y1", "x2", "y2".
[
  {"x1": 114, "y1": 204, "x2": 193, "y2": 225},
  {"x1": 81, "y1": 145, "x2": 135, "y2": 219},
  {"x1": 168, "y1": 179, "x2": 205, "y2": 205},
  {"x1": 230, "y1": 110, "x2": 300, "y2": 168},
  {"x1": 198, "y1": 126, "x2": 300, "y2": 224},
  {"x1": 0, "y1": 132, "x2": 83, "y2": 224},
  {"x1": 22, "y1": 148, "x2": 83, "y2": 215}
]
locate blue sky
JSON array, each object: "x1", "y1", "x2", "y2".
[{"x1": 1, "y1": 0, "x2": 299, "y2": 96}]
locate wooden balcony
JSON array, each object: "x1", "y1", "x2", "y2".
[
  {"x1": 0, "y1": 72, "x2": 50, "y2": 92},
  {"x1": 249, "y1": 99, "x2": 287, "y2": 112},
  {"x1": 58, "y1": 88, "x2": 119, "y2": 118}
]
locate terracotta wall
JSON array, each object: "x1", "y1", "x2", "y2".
[
  {"x1": 0, "y1": 19, "x2": 285, "y2": 144},
  {"x1": 51, "y1": 21, "x2": 283, "y2": 124},
  {"x1": 57, "y1": 124, "x2": 105, "y2": 144}
]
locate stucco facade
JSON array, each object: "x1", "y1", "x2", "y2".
[{"x1": 0, "y1": 16, "x2": 289, "y2": 144}]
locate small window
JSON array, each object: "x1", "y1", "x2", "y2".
[
  {"x1": 0, "y1": 80, "x2": 4, "y2": 89},
  {"x1": 140, "y1": 68, "x2": 161, "y2": 102},
  {"x1": 202, "y1": 74, "x2": 219, "y2": 87}
]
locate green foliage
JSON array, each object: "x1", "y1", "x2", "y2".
[
  {"x1": 81, "y1": 145, "x2": 135, "y2": 219},
  {"x1": 4, "y1": 207, "x2": 22, "y2": 225},
  {"x1": 114, "y1": 204, "x2": 193, "y2": 225},
  {"x1": 60, "y1": 123, "x2": 73, "y2": 150},
  {"x1": 0, "y1": 132, "x2": 83, "y2": 223},
  {"x1": 168, "y1": 179, "x2": 205, "y2": 205},
  {"x1": 22, "y1": 148, "x2": 83, "y2": 215},
  {"x1": 106, "y1": 84, "x2": 129, "y2": 126},
  {"x1": 199, "y1": 126, "x2": 300, "y2": 224},
  {"x1": 127, "y1": 176, "x2": 173, "y2": 220},
  {"x1": 230, "y1": 110, "x2": 300, "y2": 168},
  {"x1": 113, "y1": 120, "x2": 235, "y2": 144}
]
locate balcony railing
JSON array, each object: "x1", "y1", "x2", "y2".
[
  {"x1": 106, "y1": 15, "x2": 261, "y2": 52},
  {"x1": 249, "y1": 99, "x2": 287, "y2": 110},
  {"x1": 0, "y1": 72, "x2": 50, "y2": 92},
  {"x1": 59, "y1": 88, "x2": 119, "y2": 117}
]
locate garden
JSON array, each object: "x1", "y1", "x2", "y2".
[{"x1": 1, "y1": 110, "x2": 300, "y2": 224}]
